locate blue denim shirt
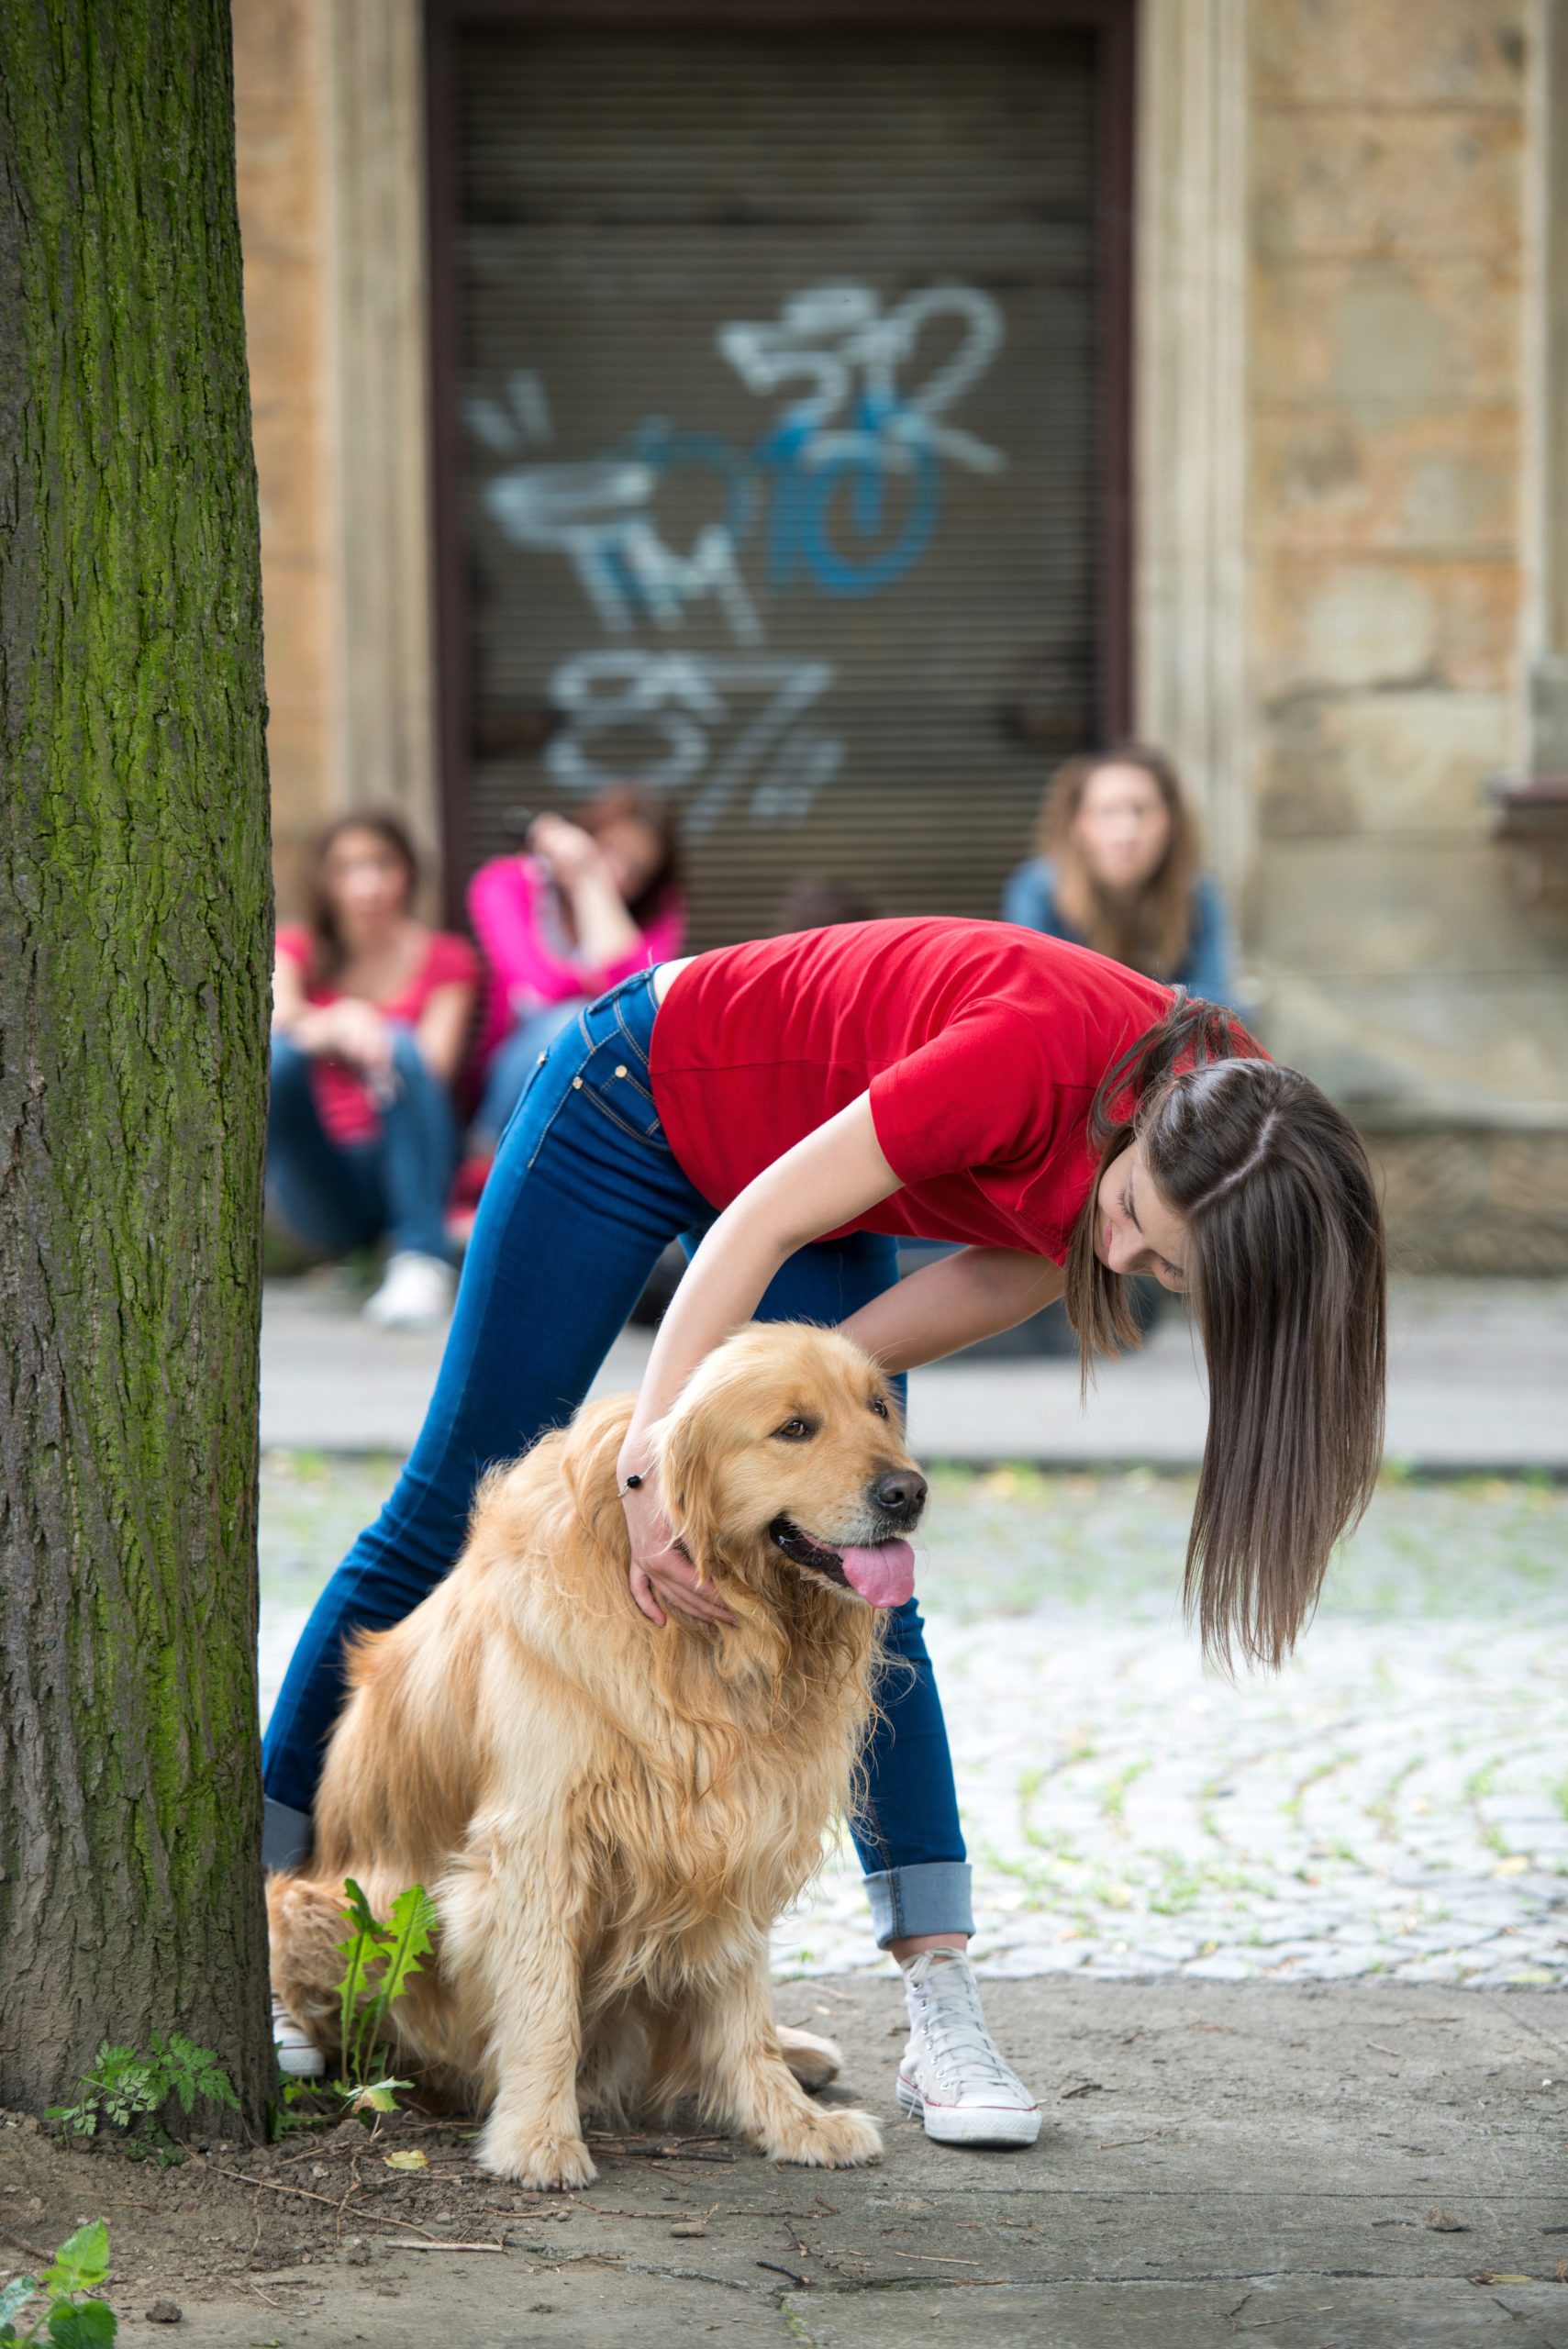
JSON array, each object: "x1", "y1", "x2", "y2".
[{"x1": 999, "y1": 858, "x2": 1239, "y2": 1010}]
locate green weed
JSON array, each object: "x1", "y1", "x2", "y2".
[
  {"x1": 0, "y1": 2219, "x2": 115, "y2": 2345},
  {"x1": 47, "y1": 2037, "x2": 237, "y2": 2164},
  {"x1": 331, "y1": 1878, "x2": 437, "y2": 2112}
]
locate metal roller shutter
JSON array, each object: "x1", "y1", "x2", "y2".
[{"x1": 449, "y1": 21, "x2": 1112, "y2": 948}]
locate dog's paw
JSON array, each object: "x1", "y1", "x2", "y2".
[
  {"x1": 776, "y1": 2025, "x2": 842, "y2": 2093},
  {"x1": 763, "y1": 2103, "x2": 882, "y2": 2169},
  {"x1": 476, "y1": 2121, "x2": 597, "y2": 2191}
]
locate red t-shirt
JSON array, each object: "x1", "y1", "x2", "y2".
[
  {"x1": 651, "y1": 918, "x2": 1261, "y2": 1262},
  {"x1": 275, "y1": 924, "x2": 481, "y2": 1145}
]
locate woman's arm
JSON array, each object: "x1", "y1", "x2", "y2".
[
  {"x1": 526, "y1": 814, "x2": 643, "y2": 969},
  {"x1": 617, "y1": 1093, "x2": 897, "y2": 1622},
  {"x1": 562, "y1": 863, "x2": 643, "y2": 968},
  {"x1": 413, "y1": 979, "x2": 478, "y2": 1085},
  {"x1": 619, "y1": 1094, "x2": 899, "y2": 1474},
  {"x1": 272, "y1": 952, "x2": 347, "y2": 1060},
  {"x1": 272, "y1": 951, "x2": 311, "y2": 1035},
  {"x1": 616, "y1": 1097, "x2": 1063, "y2": 1623},
  {"x1": 840, "y1": 1246, "x2": 1063, "y2": 1372}
]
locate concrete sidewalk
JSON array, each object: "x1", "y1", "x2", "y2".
[
  {"x1": 260, "y1": 1275, "x2": 1568, "y2": 1472},
  {"x1": 27, "y1": 1977, "x2": 1568, "y2": 2347}
]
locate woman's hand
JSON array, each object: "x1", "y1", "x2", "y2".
[
  {"x1": 620, "y1": 1470, "x2": 738, "y2": 1629},
  {"x1": 319, "y1": 997, "x2": 395, "y2": 1079},
  {"x1": 529, "y1": 812, "x2": 609, "y2": 891}
]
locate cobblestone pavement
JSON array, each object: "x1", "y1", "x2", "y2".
[{"x1": 259, "y1": 1457, "x2": 1568, "y2": 1988}]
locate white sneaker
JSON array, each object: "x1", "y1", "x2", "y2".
[
  {"x1": 272, "y1": 1994, "x2": 325, "y2": 2080},
  {"x1": 895, "y1": 1950, "x2": 1041, "y2": 2147},
  {"x1": 362, "y1": 1251, "x2": 455, "y2": 1330}
]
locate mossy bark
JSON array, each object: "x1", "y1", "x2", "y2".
[{"x1": 0, "y1": 1, "x2": 273, "y2": 2129}]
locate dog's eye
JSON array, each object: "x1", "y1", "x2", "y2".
[
  {"x1": 773, "y1": 1417, "x2": 816, "y2": 1442},
  {"x1": 869, "y1": 1395, "x2": 889, "y2": 1419}
]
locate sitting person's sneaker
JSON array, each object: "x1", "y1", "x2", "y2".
[
  {"x1": 895, "y1": 1949, "x2": 1041, "y2": 2147},
  {"x1": 362, "y1": 1251, "x2": 455, "y2": 1330},
  {"x1": 272, "y1": 1994, "x2": 325, "y2": 2080}
]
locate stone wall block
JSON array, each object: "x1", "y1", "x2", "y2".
[
  {"x1": 1370, "y1": 1131, "x2": 1568, "y2": 1275},
  {"x1": 257, "y1": 562, "x2": 330, "y2": 741},
  {"x1": 239, "y1": 252, "x2": 320, "y2": 416},
  {"x1": 234, "y1": 96, "x2": 321, "y2": 261},
  {"x1": 1250, "y1": 406, "x2": 1517, "y2": 552},
  {"x1": 250, "y1": 406, "x2": 321, "y2": 571},
  {"x1": 1256, "y1": 838, "x2": 1562, "y2": 977},
  {"x1": 230, "y1": 0, "x2": 317, "y2": 108},
  {"x1": 1254, "y1": 113, "x2": 1522, "y2": 258},
  {"x1": 1256, "y1": 689, "x2": 1515, "y2": 837},
  {"x1": 1257, "y1": 556, "x2": 1518, "y2": 694},
  {"x1": 1261, "y1": 974, "x2": 1568, "y2": 1122},
  {"x1": 1252, "y1": 0, "x2": 1528, "y2": 108},
  {"x1": 1251, "y1": 260, "x2": 1520, "y2": 405}
]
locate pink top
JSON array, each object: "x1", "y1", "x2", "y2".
[
  {"x1": 467, "y1": 855, "x2": 686, "y2": 1066},
  {"x1": 276, "y1": 923, "x2": 481, "y2": 1145}
]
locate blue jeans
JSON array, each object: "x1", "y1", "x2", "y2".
[
  {"x1": 262, "y1": 970, "x2": 972, "y2": 1947},
  {"x1": 472, "y1": 998, "x2": 586, "y2": 1149},
  {"x1": 268, "y1": 1028, "x2": 456, "y2": 1263}
]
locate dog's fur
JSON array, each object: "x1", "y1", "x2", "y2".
[{"x1": 268, "y1": 1323, "x2": 928, "y2": 2188}]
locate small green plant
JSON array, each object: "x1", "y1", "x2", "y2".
[
  {"x1": 0, "y1": 2219, "x2": 116, "y2": 2345},
  {"x1": 47, "y1": 2036, "x2": 238, "y2": 2163},
  {"x1": 331, "y1": 1878, "x2": 437, "y2": 2112}
]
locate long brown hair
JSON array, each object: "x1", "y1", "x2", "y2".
[
  {"x1": 303, "y1": 810, "x2": 420, "y2": 985},
  {"x1": 1064, "y1": 997, "x2": 1387, "y2": 1671},
  {"x1": 1040, "y1": 743, "x2": 1200, "y2": 978}
]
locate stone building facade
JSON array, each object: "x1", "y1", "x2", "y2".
[{"x1": 231, "y1": 0, "x2": 1568, "y2": 1270}]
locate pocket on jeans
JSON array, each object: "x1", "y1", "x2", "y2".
[{"x1": 577, "y1": 1065, "x2": 666, "y2": 1148}]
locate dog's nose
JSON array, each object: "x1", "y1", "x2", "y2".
[{"x1": 872, "y1": 1469, "x2": 928, "y2": 1519}]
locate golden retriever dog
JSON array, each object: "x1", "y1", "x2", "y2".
[{"x1": 268, "y1": 1323, "x2": 929, "y2": 2188}]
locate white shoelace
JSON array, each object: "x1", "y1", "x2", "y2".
[{"x1": 905, "y1": 1956, "x2": 1024, "y2": 2095}]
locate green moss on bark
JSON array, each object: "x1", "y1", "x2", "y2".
[{"x1": 0, "y1": 0, "x2": 274, "y2": 2128}]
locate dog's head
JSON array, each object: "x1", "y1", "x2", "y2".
[{"x1": 653, "y1": 1324, "x2": 927, "y2": 1610}]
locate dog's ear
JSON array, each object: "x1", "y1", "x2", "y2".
[{"x1": 651, "y1": 1398, "x2": 729, "y2": 1586}]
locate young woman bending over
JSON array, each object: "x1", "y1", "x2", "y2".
[{"x1": 264, "y1": 918, "x2": 1385, "y2": 2144}]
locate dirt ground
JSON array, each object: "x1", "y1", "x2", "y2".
[{"x1": 5, "y1": 1977, "x2": 1567, "y2": 2348}]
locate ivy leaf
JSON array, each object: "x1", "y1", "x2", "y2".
[
  {"x1": 46, "y1": 2223, "x2": 110, "y2": 2297},
  {"x1": 48, "y1": 2299, "x2": 117, "y2": 2347},
  {"x1": 0, "y1": 2279, "x2": 38, "y2": 2325}
]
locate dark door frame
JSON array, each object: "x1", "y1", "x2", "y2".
[{"x1": 424, "y1": 0, "x2": 1136, "y2": 918}]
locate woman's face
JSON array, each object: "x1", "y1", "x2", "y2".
[
  {"x1": 1071, "y1": 763, "x2": 1173, "y2": 894},
  {"x1": 1094, "y1": 1138, "x2": 1190, "y2": 1292},
  {"x1": 322, "y1": 829, "x2": 413, "y2": 929},
  {"x1": 595, "y1": 817, "x2": 663, "y2": 907}
]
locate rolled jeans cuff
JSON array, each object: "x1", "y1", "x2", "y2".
[
  {"x1": 862, "y1": 1861, "x2": 974, "y2": 1949},
  {"x1": 262, "y1": 1796, "x2": 314, "y2": 1873}
]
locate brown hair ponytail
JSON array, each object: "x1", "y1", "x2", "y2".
[{"x1": 1065, "y1": 996, "x2": 1388, "y2": 1671}]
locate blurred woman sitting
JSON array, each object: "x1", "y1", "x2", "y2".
[
  {"x1": 270, "y1": 813, "x2": 479, "y2": 1330},
  {"x1": 468, "y1": 785, "x2": 685, "y2": 1151},
  {"x1": 1002, "y1": 744, "x2": 1237, "y2": 1007}
]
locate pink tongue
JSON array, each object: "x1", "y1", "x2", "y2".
[{"x1": 835, "y1": 1539, "x2": 916, "y2": 1609}]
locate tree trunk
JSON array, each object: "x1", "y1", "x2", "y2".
[{"x1": 0, "y1": 1, "x2": 273, "y2": 2130}]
